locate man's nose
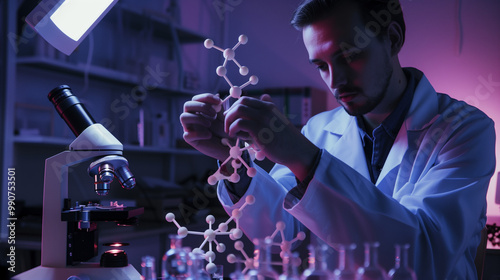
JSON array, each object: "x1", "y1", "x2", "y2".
[{"x1": 330, "y1": 67, "x2": 347, "y2": 89}]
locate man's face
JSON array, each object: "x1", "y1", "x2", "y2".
[{"x1": 302, "y1": 3, "x2": 395, "y2": 116}]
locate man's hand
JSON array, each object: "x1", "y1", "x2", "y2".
[
  {"x1": 223, "y1": 94, "x2": 320, "y2": 181},
  {"x1": 180, "y1": 93, "x2": 232, "y2": 162}
]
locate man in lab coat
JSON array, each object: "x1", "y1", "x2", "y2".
[{"x1": 180, "y1": 0, "x2": 495, "y2": 278}]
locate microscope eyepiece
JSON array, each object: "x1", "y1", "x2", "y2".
[{"x1": 48, "y1": 85, "x2": 96, "y2": 137}]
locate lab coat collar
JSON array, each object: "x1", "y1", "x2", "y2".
[{"x1": 377, "y1": 70, "x2": 440, "y2": 185}]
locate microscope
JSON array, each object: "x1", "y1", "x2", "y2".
[{"x1": 14, "y1": 85, "x2": 144, "y2": 280}]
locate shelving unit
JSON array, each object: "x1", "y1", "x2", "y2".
[
  {"x1": 1, "y1": 0, "x2": 223, "y2": 268},
  {"x1": 11, "y1": 0, "x2": 214, "y2": 185}
]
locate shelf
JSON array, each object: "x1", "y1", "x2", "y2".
[
  {"x1": 13, "y1": 135, "x2": 202, "y2": 156},
  {"x1": 117, "y1": 5, "x2": 207, "y2": 44},
  {"x1": 17, "y1": 56, "x2": 199, "y2": 96}
]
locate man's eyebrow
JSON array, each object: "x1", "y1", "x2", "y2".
[{"x1": 308, "y1": 48, "x2": 353, "y2": 64}]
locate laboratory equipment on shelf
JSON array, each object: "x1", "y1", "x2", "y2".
[{"x1": 13, "y1": 85, "x2": 143, "y2": 280}]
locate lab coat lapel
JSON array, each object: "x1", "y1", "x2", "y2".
[
  {"x1": 326, "y1": 113, "x2": 371, "y2": 182},
  {"x1": 375, "y1": 74, "x2": 439, "y2": 191}
]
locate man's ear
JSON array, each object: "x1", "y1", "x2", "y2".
[{"x1": 387, "y1": 22, "x2": 404, "y2": 56}]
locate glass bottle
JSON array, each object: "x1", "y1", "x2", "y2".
[
  {"x1": 279, "y1": 252, "x2": 301, "y2": 280},
  {"x1": 356, "y1": 242, "x2": 388, "y2": 280},
  {"x1": 229, "y1": 258, "x2": 245, "y2": 280},
  {"x1": 162, "y1": 234, "x2": 189, "y2": 279},
  {"x1": 334, "y1": 244, "x2": 357, "y2": 280},
  {"x1": 301, "y1": 244, "x2": 334, "y2": 280},
  {"x1": 141, "y1": 255, "x2": 156, "y2": 280},
  {"x1": 186, "y1": 251, "x2": 211, "y2": 280},
  {"x1": 388, "y1": 244, "x2": 417, "y2": 280},
  {"x1": 246, "y1": 238, "x2": 280, "y2": 280}
]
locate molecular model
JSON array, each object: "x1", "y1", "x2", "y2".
[
  {"x1": 226, "y1": 221, "x2": 306, "y2": 273},
  {"x1": 165, "y1": 195, "x2": 256, "y2": 274},
  {"x1": 204, "y1": 35, "x2": 264, "y2": 184}
]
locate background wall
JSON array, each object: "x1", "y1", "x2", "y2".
[{"x1": 219, "y1": 0, "x2": 500, "y2": 221}]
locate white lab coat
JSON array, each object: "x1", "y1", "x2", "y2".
[{"x1": 217, "y1": 73, "x2": 496, "y2": 279}]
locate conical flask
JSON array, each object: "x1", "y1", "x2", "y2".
[
  {"x1": 186, "y1": 251, "x2": 211, "y2": 280},
  {"x1": 161, "y1": 234, "x2": 189, "y2": 279},
  {"x1": 334, "y1": 243, "x2": 357, "y2": 280},
  {"x1": 301, "y1": 243, "x2": 334, "y2": 280},
  {"x1": 279, "y1": 252, "x2": 301, "y2": 280},
  {"x1": 356, "y1": 242, "x2": 387, "y2": 280},
  {"x1": 246, "y1": 238, "x2": 280, "y2": 280},
  {"x1": 388, "y1": 244, "x2": 417, "y2": 280}
]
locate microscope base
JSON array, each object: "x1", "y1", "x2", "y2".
[{"x1": 12, "y1": 263, "x2": 141, "y2": 280}]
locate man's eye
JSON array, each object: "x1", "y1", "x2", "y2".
[{"x1": 315, "y1": 64, "x2": 328, "y2": 71}]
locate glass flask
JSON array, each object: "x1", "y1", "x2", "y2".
[
  {"x1": 387, "y1": 244, "x2": 417, "y2": 280},
  {"x1": 356, "y1": 242, "x2": 388, "y2": 280},
  {"x1": 333, "y1": 244, "x2": 357, "y2": 280},
  {"x1": 229, "y1": 258, "x2": 245, "y2": 280},
  {"x1": 141, "y1": 255, "x2": 157, "y2": 280},
  {"x1": 279, "y1": 252, "x2": 301, "y2": 280},
  {"x1": 246, "y1": 238, "x2": 280, "y2": 280},
  {"x1": 186, "y1": 251, "x2": 211, "y2": 280},
  {"x1": 301, "y1": 244, "x2": 334, "y2": 280},
  {"x1": 162, "y1": 234, "x2": 189, "y2": 279}
]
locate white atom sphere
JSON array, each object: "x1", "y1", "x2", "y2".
[
  {"x1": 206, "y1": 215, "x2": 216, "y2": 224},
  {"x1": 239, "y1": 34, "x2": 248, "y2": 44},
  {"x1": 227, "y1": 254, "x2": 237, "y2": 263},
  {"x1": 232, "y1": 159, "x2": 242, "y2": 170},
  {"x1": 249, "y1": 75, "x2": 259, "y2": 85},
  {"x1": 229, "y1": 173, "x2": 240, "y2": 183},
  {"x1": 276, "y1": 221, "x2": 286, "y2": 230},
  {"x1": 255, "y1": 151, "x2": 265, "y2": 161},
  {"x1": 245, "y1": 195, "x2": 256, "y2": 205},
  {"x1": 230, "y1": 146, "x2": 243, "y2": 159},
  {"x1": 247, "y1": 167, "x2": 257, "y2": 177},
  {"x1": 216, "y1": 243, "x2": 226, "y2": 253},
  {"x1": 165, "y1": 213, "x2": 175, "y2": 222},
  {"x1": 239, "y1": 66, "x2": 249, "y2": 76},
  {"x1": 204, "y1": 39, "x2": 214, "y2": 49},
  {"x1": 206, "y1": 263, "x2": 217, "y2": 274},
  {"x1": 280, "y1": 241, "x2": 291, "y2": 252},
  {"x1": 221, "y1": 138, "x2": 230, "y2": 146},
  {"x1": 223, "y1": 48, "x2": 235, "y2": 60},
  {"x1": 216, "y1": 66, "x2": 227, "y2": 77},
  {"x1": 245, "y1": 258, "x2": 254, "y2": 269},
  {"x1": 234, "y1": 241, "x2": 244, "y2": 250},
  {"x1": 205, "y1": 251, "x2": 216, "y2": 262},
  {"x1": 218, "y1": 223, "x2": 228, "y2": 232},
  {"x1": 232, "y1": 209, "x2": 242, "y2": 219},
  {"x1": 230, "y1": 228, "x2": 243, "y2": 240},
  {"x1": 297, "y1": 231, "x2": 307, "y2": 240},
  {"x1": 204, "y1": 229, "x2": 216, "y2": 241},
  {"x1": 230, "y1": 86, "x2": 242, "y2": 98},
  {"x1": 178, "y1": 227, "x2": 188, "y2": 237},
  {"x1": 207, "y1": 175, "x2": 218, "y2": 185},
  {"x1": 192, "y1": 248, "x2": 204, "y2": 255}
]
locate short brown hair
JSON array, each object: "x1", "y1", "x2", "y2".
[{"x1": 291, "y1": 0, "x2": 406, "y2": 45}]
